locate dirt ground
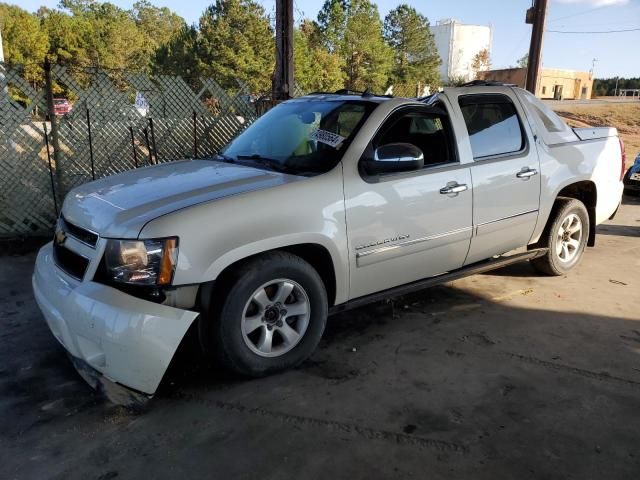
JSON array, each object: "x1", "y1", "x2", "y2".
[
  {"x1": 552, "y1": 102, "x2": 640, "y2": 164},
  {"x1": 0, "y1": 194, "x2": 639, "y2": 479}
]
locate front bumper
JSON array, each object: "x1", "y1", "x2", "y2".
[{"x1": 32, "y1": 242, "x2": 199, "y2": 396}]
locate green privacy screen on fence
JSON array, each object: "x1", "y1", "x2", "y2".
[{"x1": 0, "y1": 61, "x2": 261, "y2": 238}]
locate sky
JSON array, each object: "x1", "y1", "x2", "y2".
[{"x1": 18, "y1": 0, "x2": 640, "y2": 77}]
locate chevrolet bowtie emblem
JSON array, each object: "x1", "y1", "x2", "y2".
[{"x1": 55, "y1": 229, "x2": 67, "y2": 246}]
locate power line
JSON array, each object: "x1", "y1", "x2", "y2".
[
  {"x1": 547, "y1": 27, "x2": 640, "y2": 34},
  {"x1": 548, "y1": 5, "x2": 608, "y2": 23}
]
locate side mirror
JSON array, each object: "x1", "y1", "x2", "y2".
[{"x1": 362, "y1": 143, "x2": 424, "y2": 175}]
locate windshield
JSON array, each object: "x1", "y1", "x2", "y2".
[{"x1": 220, "y1": 99, "x2": 376, "y2": 175}]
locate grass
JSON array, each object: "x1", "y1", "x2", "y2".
[{"x1": 552, "y1": 103, "x2": 640, "y2": 167}]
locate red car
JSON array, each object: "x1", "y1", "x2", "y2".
[{"x1": 53, "y1": 98, "x2": 72, "y2": 116}]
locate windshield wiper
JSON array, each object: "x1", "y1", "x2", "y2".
[
  {"x1": 235, "y1": 154, "x2": 296, "y2": 174},
  {"x1": 212, "y1": 153, "x2": 236, "y2": 163}
]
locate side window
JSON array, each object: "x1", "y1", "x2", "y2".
[
  {"x1": 459, "y1": 94, "x2": 525, "y2": 159},
  {"x1": 373, "y1": 108, "x2": 456, "y2": 169}
]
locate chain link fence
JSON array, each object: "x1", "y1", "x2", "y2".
[
  {"x1": 0, "y1": 61, "x2": 264, "y2": 238},
  {"x1": 0, "y1": 60, "x2": 427, "y2": 239},
  {"x1": 0, "y1": 62, "x2": 56, "y2": 238}
]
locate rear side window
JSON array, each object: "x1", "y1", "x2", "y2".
[{"x1": 459, "y1": 94, "x2": 525, "y2": 159}]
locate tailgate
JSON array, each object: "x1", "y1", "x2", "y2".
[{"x1": 573, "y1": 127, "x2": 617, "y2": 141}]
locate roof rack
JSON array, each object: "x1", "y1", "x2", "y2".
[
  {"x1": 307, "y1": 88, "x2": 392, "y2": 98},
  {"x1": 460, "y1": 80, "x2": 516, "y2": 87}
]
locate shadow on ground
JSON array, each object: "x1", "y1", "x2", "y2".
[{"x1": 1, "y1": 249, "x2": 639, "y2": 479}]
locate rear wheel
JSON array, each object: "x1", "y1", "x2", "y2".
[
  {"x1": 201, "y1": 252, "x2": 328, "y2": 376},
  {"x1": 531, "y1": 198, "x2": 589, "y2": 276}
]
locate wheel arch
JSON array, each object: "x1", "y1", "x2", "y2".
[
  {"x1": 201, "y1": 241, "x2": 339, "y2": 309},
  {"x1": 555, "y1": 180, "x2": 597, "y2": 246}
]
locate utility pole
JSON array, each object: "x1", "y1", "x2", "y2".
[
  {"x1": 525, "y1": 0, "x2": 548, "y2": 95},
  {"x1": 273, "y1": 0, "x2": 294, "y2": 101},
  {"x1": 590, "y1": 58, "x2": 597, "y2": 78}
]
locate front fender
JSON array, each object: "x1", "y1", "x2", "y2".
[
  {"x1": 139, "y1": 167, "x2": 350, "y2": 304},
  {"x1": 203, "y1": 233, "x2": 348, "y2": 304}
]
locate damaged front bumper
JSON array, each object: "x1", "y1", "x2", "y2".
[{"x1": 32, "y1": 243, "x2": 199, "y2": 399}]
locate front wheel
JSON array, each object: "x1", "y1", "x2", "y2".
[
  {"x1": 531, "y1": 198, "x2": 589, "y2": 276},
  {"x1": 201, "y1": 252, "x2": 328, "y2": 376}
]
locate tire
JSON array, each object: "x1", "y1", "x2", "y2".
[
  {"x1": 200, "y1": 251, "x2": 328, "y2": 376},
  {"x1": 530, "y1": 197, "x2": 589, "y2": 276}
]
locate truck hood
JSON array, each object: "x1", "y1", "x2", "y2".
[{"x1": 61, "y1": 159, "x2": 302, "y2": 238}]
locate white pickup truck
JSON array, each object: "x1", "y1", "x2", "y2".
[{"x1": 33, "y1": 84, "x2": 625, "y2": 402}]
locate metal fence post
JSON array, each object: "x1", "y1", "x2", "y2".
[
  {"x1": 148, "y1": 117, "x2": 158, "y2": 164},
  {"x1": 193, "y1": 111, "x2": 198, "y2": 159},
  {"x1": 143, "y1": 127, "x2": 153, "y2": 165},
  {"x1": 43, "y1": 122, "x2": 59, "y2": 217},
  {"x1": 130, "y1": 126, "x2": 138, "y2": 168},
  {"x1": 85, "y1": 108, "x2": 96, "y2": 180},
  {"x1": 44, "y1": 58, "x2": 65, "y2": 203}
]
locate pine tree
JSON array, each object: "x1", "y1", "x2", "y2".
[
  {"x1": 318, "y1": 0, "x2": 393, "y2": 92},
  {"x1": 294, "y1": 21, "x2": 345, "y2": 93},
  {"x1": 384, "y1": 4, "x2": 440, "y2": 88},
  {"x1": 0, "y1": 4, "x2": 49, "y2": 84},
  {"x1": 197, "y1": 0, "x2": 274, "y2": 92}
]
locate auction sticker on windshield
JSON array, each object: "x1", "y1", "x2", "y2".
[{"x1": 309, "y1": 129, "x2": 345, "y2": 148}]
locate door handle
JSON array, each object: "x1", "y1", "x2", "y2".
[
  {"x1": 440, "y1": 183, "x2": 468, "y2": 195},
  {"x1": 517, "y1": 168, "x2": 538, "y2": 179}
]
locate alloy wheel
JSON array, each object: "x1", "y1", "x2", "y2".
[{"x1": 241, "y1": 278, "x2": 311, "y2": 357}]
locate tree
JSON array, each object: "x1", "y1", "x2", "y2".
[
  {"x1": 516, "y1": 53, "x2": 528, "y2": 68},
  {"x1": 39, "y1": 7, "x2": 89, "y2": 64},
  {"x1": 153, "y1": 25, "x2": 201, "y2": 82},
  {"x1": 471, "y1": 48, "x2": 491, "y2": 77},
  {"x1": 316, "y1": 0, "x2": 393, "y2": 92},
  {"x1": 294, "y1": 21, "x2": 344, "y2": 93},
  {"x1": 39, "y1": 1, "x2": 150, "y2": 72},
  {"x1": 131, "y1": 1, "x2": 185, "y2": 65},
  {"x1": 317, "y1": 0, "x2": 347, "y2": 53},
  {"x1": 384, "y1": 4, "x2": 440, "y2": 88},
  {"x1": 0, "y1": 4, "x2": 49, "y2": 84},
  {"x1": 342, "y1": 0, "x2": 393, "y2": 91},
  {"x1": 197, "y1": 0, "x2": 274, "y2": 92}
]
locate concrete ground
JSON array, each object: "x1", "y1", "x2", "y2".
[{"x1": 1, "y1": 196, "x2": 639, "y2": 480}]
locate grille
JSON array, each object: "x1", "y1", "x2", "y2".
[
  {"x1": 53, "y1": 241, "x2": 90, "y2": 280},
  {"x1": 60, "y1": 216, "x2": 99, "y2": 247}
]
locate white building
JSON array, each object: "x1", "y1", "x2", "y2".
[{"x1": 430, "y1": 19, "x2": 493, "y2": 84}]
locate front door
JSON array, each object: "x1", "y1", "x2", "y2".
[
  {"x1": 452, "y1": 91, "x2": 541, "y2": 265},
  {"x1": 343, "y1": 105, "x2": 473, "y2": 299}
]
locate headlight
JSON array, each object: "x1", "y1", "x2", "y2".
[{"x1": 104, "y1": 237, "x2": 178, "y2": 286}]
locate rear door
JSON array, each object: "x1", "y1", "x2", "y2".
[{"x1": 452, "y1": 90, "x2": 541, "y2": 265}]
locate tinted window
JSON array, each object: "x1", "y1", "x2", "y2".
[
  {"x1": 374, "y1": 108, "x2": 456, "y2": 168},
  {"x1": 459, "y1": 95, "x2": 525, "y2": 159}
]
